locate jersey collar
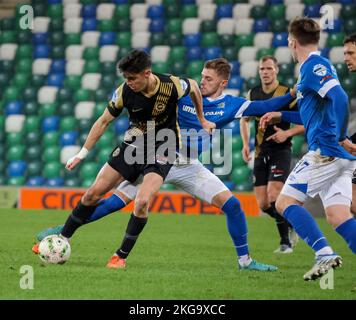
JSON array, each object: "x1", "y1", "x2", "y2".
[{"x1": 299, "y1": 50, "x2": 321, "y2": 70}]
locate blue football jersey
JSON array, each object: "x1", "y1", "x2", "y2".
[
  {"x1": 296, "y1": 52, "x2": 355, "y2": 160},
  {"x1": 178, "y1": 94, "x2": 249, "y2": 156}
]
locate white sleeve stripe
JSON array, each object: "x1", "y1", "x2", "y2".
[
  {"x1": 318, "y1": 79, "x2": 340, "y2": 98},
  {"x1": 234, "y1": 100, "x2": 251, "y2": 119}
]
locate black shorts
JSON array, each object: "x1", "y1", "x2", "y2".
[
  {"x1": 253, "y1": 149, "x2": 291, "y2": 187},
  {"x1": 107, "y1": 143, "x2": 176, "y2": 183}
]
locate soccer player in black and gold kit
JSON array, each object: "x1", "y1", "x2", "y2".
[
  {"x1": 49, "y1": 50, "x2": 215, "y2": 268},
  {"x1": 240, "y1": 56, "x2": 304, "y2": 253}
]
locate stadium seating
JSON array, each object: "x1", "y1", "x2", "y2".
[{"x1": 1, "y1": 0, "x2": 353, "y2": 191}]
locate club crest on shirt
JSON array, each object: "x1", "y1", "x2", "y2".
[{"x1": 313, "y1": 64, "x2": 327, "y2": 76}]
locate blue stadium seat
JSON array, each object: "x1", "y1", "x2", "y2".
[
  {"x1": 181, "y1": 0, "x2": 195, "y2": 4},
  {"x1": 187, "y1": 46, "x2": 203, "y2": 61},
  {"x1": 33, "y1": 32, "x2": 48, "y2": 45},
  {"x1": 272, "y1": 32, "x2": 288, "y2": 47},
  {"x1": 204, "y1": 47, "x2": 222, "y2": 60},
  {"x1": 34, "y1": 45, "x2": 50, "y2": 58},
  {"x1": 81, "y1": 4, "x2": 97, "y2": 18},
  {"x1": 82, "y1": 19, "x2": 97, "y2": 32},
  {"x1": 324, "y1": 19, "x2": 342, "y2": 33},
  {"x1": 113, "y1": 0, "x2": 129, "y2": 4},
  {"x1": 46, "y1": 177, "x2": 65, "y2": 187},
  {"x1": 50, "y1": 60, "x2": 66, "y2": 73},
  {"x1": 48, "y1": 0, "x2": 61, "y2": 4},
  {"x1": 320, "y1": 48, "x2": 330, "y2": 59},
  {"x1": 223, "y1": 180, "x2": 235, "y2": 191},
  {"x1": 228, "y1": 75, "x2": 244, "y2": 90},
  {"x1": 223, "y1": 121, "x2": 240, "y2": 135},
  {"x1": 147, "y1": 5, "x2": 164, "y2": 19},
  {"x1": 230, "y1": 61, "x2": 240, "y2": 75},
  {"x1": 42, "y1": 116, "x2": 60, "y2": 133},
  {"x1": 7, "y1": 160, "x2": 27, "y2": 177},
  {"x1": 47, "y1": 73, "x2": 65, "y2": 87},
  {"x1": 99, "y1": 32, "x2": 116, "y2": 46},
  {"x1": 184, "y1": 34, "x2": 201, "y2": 48},
  {"x1": 304, "y1": 5, "x2": 321, "y2": 18},
  {"x1": 268, "y1": 0, "x2": 283, "y2": 4},
  {"x1": 340, "y1": 0, "x2": 354, "y2": 3},
  {"x1": 5, "y1": 101, "x2": 23, "y2": 115},
  {"x1": 253, "y1": 18, "x2": 270, "y2": 33},
  {"x1": 60, "y1": 131, "x2": 78, "y2": 146},
  {"x1": 27, "y1": 176, "x2": 46, "y2": 186},
  {"x1": 149, "y1": 19, "x2": 166, "y2": 33},
  {"x1": 217, "y1": 4, "x2": 233, "y2": 19},
  {"x1": 114, "y1": 117, "x2": 130, "y2": 135}
]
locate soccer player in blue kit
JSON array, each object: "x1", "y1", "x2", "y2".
[
  {"x1": 259, "y1": 18, "x2": 356, "y2": 280},
  {"x1": 34, "y1": 58, "x2": 296, "y2": 271}
]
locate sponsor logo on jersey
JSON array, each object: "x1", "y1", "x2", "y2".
[
  {"x1": 217, "y1": 102, "x2": 225, "y2": 108},
  {"x1": 313, "y1": 64, "x2": 327, "y2": 76},
  {"x1": 182, "y1": 105, "x2": 224, "y2": 117}
]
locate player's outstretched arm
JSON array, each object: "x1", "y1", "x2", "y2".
[
  {"x1": 188, "y1": 79, "x2": 216, "y2": 134},
  {"x1": 66, "y1": 108, "x2": 115, "y2": 170}
]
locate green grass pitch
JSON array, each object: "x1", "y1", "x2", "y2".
[{"x1": 0, "y1": 208, "x2": 355, "y2": 300}]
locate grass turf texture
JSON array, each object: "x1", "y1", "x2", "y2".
[{"x1": 0, "y1": 209, "x2": 355, "y2": 300}]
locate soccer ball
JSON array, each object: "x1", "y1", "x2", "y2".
[{"x1": 38, "y1": 235, "x2": 71, "y2": 264}]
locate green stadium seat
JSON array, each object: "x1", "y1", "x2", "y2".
[
  {"x1": 48, "y1": 4, "x2": 63, "y2": 19},
  {"x1": 58, "y1": 102, "x2": 73, "y2": 117},
  {"x1": 12, "y1": 73, "x2": 31, "y2": 89},
  {"x1": 52, "y1": 45, "x2": 65, "y2": 59},
  {"x1": 160, "y1": 184, "x2": 176, "y2": 191},
  {"x1": 17, "y1": 30, "x2": 32, "y2": 44},
  {"x1": 93, "y1": 102, "x2": 107, "y2": 120},
  {"x1": 79, "y1": 162, "x2": 99, "y2": 181},
  {"x1": 16, "y1": 45, "x2": 33, "y2": 60},
  {"x1": 25, "y1": 116, "x2": 41, "y2": 133},
  {"x1": 165, "y1": 3, "x2": 180, "y2": 18},
  {"x1": 27, "y1": 161, "x2": 42, "y2": 177},
  {"x1": 114, "y1": 4, "x2": 130, "y2": 19},
  {"x1": 187, "y1": 60, "x2": 204, "y2": 77},
  {"x1": 202, "y1": 32, "x2": 219, "y2": 47},
  {"x1": 84, "y1": 60, "x2": 101, "y2": 73},
  {"x1": 181, "y1": 5, "x2": 197, "y2": 19},
  {"x1": 31, "y1": 75, "x2": 46, "y2": 89},
  {"x1": 50, "y1": 31, "x2": 65, "y2": 46},
  {"x1": 278, "y1": 63, "x2": 294, "y2": 77},
  {"x1": 59, "y1": 116, "x2": 77, "y2": 133},
  {"x1": 7, "y1": 176, "x2": 26, "y2": 186},
  {"x1": 3, "y1": 86, "x2": 20, "y2": 102},
  {"x1": 292, "y1": 135, "x2": 305, "y2": 157},
  {"x1": 43, "y1": 146, "x2": 60, "y2": 163},
  {"x1": 222, "y1": 47, "x2": 238, "y2": 61},
  {"x1": 235, "y1": 34, "x2": 254, "y2": 49},
  {"x1": 97, "y1": 131, "x2": 114, "y2": 149},
  {"x1": 65, "y1": 33, "x2": 81, "y2": 46},
  {"x1": 166, "y1": 18, "x2": 182, "y2": 34},
  {"x1": 26, "y1": 131, "x2": 41, "y2": 145},
  {"x1": 49, "y1": 18, "x2": 64, "y2": 32},
  {"x1": 230, "y1": 166, "x2": 251, "y2": 186},
  {"x1": 57, "y1": 88, "x2": 73, "y2": 103},
  {"x1": 169, "y1": 46, "x2": 186, "y2": 63},
  {"x1": 65, "y1": 177, "x2": 81, "y2": 187},
  {"x1": 153, "y1": 62, "x2": 170, "y2": 74},
  {"x1": 99, "y1": 20, "x2": 116, "y2": 32},
  {"x1": 235, "y1": 181, "x2": 253, "y2": 192},
  {"x1": 24, "y1": 102, "x2": 39, "y2": 115},
  {"x1": 16, "y1": 58, "x2": 32, "y2": 74},
  {"x1": 26, "y1": 146, "x2": 42, "y2": 161},
  {"x1": 64, "y1": 75, "x2": 81, "y2": 91},
  {"x1": 78, "y1": 119, "x2": 92, "y2": 133},
  {"x1": 101, "y1": 61, "x2": 116, "y2": 75},
  {"x1": 100, "y1": 74, "x2": 116, "y2": 89},
  {"x1": 341, "y1": 75, "x2": 356, "y2": 93},
  {"x1": 219, "y1": 35, "x2": 235, "y2": 48},
  {"x1": 201, "y1": 20, "x2": 217, "y2": 33},
  {"x1": 0, "y1": 31, "x2": 16, "y2": 44},
  {"x1": 1, "y1": 17, "x2": 15, "y2": 30},
  {"x1": 245, "y1": 77, "x2": 261, "y2": 90},
  {"x1": 271, "y1": 19, "x2": 288, "y2": 33},
  {"x1": 0, "y1": 60, "x2": 14, "y2": 73},
  {"x1": 32, "y1": 3, "x2": 46, "y2": 16},
  {"x1": 42, "y1": 132, "x2": 60, "y2": 148},
  {"x1": 251, "y1": 5, "x2": 267, "y2": 19},
  {"x1": 23, "y1": 87, "x2": 38, "y2": 102},
  {"x1": 232, "y1": 152, "x2": 245, "y2": 168},
  {"x1": 74, "y1": 88, "x2": 92, "y2": 103},
  {"x1": 167, "y1": 33, "x2": 183, "y2": 47},
  {"x1": 150, "y1": 33, "x2": 165, "y2": 47},
  {"x1": 170, "y1": 61, "x2": 186, "y2": 75},
  {"x1": 40, "y1": 103, "x2": 58, "y2": 117},
  {"x1": 117, "y1": 19, "x2": 131, "y2": 32},
  {"x1": 267, "y1": 4, "x2": 285, "y2": 20},
  {"x1": 231, "y1": 136, "x2": 243, "y2": 152},
  {"x1": 345, "y1": 19, "x2": 356, "y2": 34},
  {"x1": 0, "y1": 73, "x2": 10, "y2": 87},
  {"x1": 97, "y1": 147, "x2": 112, "y2": 164},
  {"x1": 43, "y1": 162, "x2": 62, "y2": 179},
  {"x1": 257, "y1": 48, "x2": 275, "y2": 60},
  {"x1": 7, "y1": 145, "x2": 25, "y2": 161},
  {"x1": 341, "y1": 4, "x2": 356, "y2": 19},
  {"x1": 327, "y1": 33, "x2": 345, "y2": 47},
  {"x1": 116, "y1": 32, "x2": 132, "y2": 48}
]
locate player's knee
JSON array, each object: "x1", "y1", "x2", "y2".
[
  {"x1": 83, "y1": 188, "x2": 102, "y2": 205},
  {"x1": 275, "y1": 197, "x2": 286, "y2": 215},
  {"x1": 135, "y1": 196, "x2": 149, "y2": 212}
]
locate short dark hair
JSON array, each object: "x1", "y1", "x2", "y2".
[
  {"x1": 344, "y1": 33, "x2": 356, "y2": 45},
  {"x1": 260, "y1": 55, "x2": 278, "y2": 67},
  {"x1": 117, "y1": 49, "x2": 152, "y2": 74},
  {"x1": 204, "y1": 58, "x2": 231, "y2": 80},
  {"x1": 288, "y1": 17, "x2": 320, "y2": 46}
]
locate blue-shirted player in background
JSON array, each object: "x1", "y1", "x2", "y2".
[
  {"x1": 34, "y1": 58, "x2": 295, "y2": 271},
  {"x1": 259, "y1": 17, "x2": 356, "y2": 281}
]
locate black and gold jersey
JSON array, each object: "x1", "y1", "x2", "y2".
[
  {"x1": 107, "y1": 73, "x2": 190, "y2": 148},
  {"x1": 247, "y1": 83, "x2": 297, "y2": 158}
]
